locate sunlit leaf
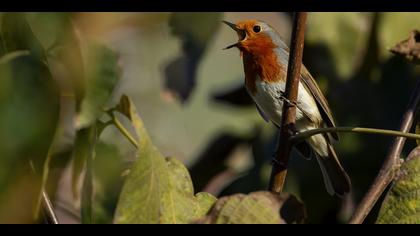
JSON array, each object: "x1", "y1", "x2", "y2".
[
  {"x1": 196, "y1": 191, "x2": 306, "y2": 224},
  {"x1": 114, "y1": 95, "x2": 217, "y2": 224},
  {"x1": 194, "y1": 192, "x2": 217, "y2": 217},
  {"x1": 376, "y1": 146, "x2": 420, "y2": 224}
]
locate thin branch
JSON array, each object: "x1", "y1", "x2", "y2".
[
  {"x1": 41, "y1": 190, "x2": 59, "y2": 224},
  {"x1": 268, "y1": 12, "x2": 308, "y2": 193},
  {"x1": 109, "y1": 112, "x2": 139, "y2": 149},
  {"x1": 29, "y1": 160, "x2": 59, "y2": 224},
  {"x1": 349, "y1": 75, "x2": 420, "y2": 224},
  {"x1": 291, "y1": 127, "x2": 420, "y2": 143}
]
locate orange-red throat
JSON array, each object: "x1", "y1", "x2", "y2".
[{"x1": 223, "y1": 20, "x2": 285, "y2": 95}]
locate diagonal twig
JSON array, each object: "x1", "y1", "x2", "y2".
[{"x1": 41, "y1": 190, "x2": 59, "y2": 224}]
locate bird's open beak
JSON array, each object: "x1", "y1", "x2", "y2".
[{"x1": 222, "y1": 20, "x2": 246, "y2": 50}]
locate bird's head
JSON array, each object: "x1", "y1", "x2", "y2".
[{"x1": 223, "y1": 20, "x2": 283, "y2": 56}]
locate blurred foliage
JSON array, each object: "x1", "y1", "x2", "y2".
[
  {"x1": 164, "y1": 13, "x2": 222, "y2": 103},
  {"x1": 1, "y1": 13, "x2": 46, "y2": 60},
  {"x1": 71, "y1": 44, "x2": 121, "y2": 205},
  {"x1": 0, "y1": 52, "x2": 59, "y2": 223},
  {"x1": 76, "y1": 44, "x2": 121, "y2": 129},
  {"x1": 376, "y1": 147, "x2": 420, "y2": 224},
  {"x1": 0, "y1": 12, "x2": 420, "y2": 224},
  {"x1": 0, "y1": 12, "x2": 60, "y2": 223},
  {"x1": 390, "y1": 30, "x2": 420, "y2": 64},
  {"x1": 283, "y1": 13, "x2": 419, "y2": 223},
  {"x1": 91, "y1": 141, "x2": 125, "y2": 224}
]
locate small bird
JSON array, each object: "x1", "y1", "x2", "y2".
[{"x1": 223, "y1": 19, "x2": 351, "y2": 196}]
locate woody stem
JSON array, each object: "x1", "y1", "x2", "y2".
[{"x1": 268, "y1": 12, "x2": 308, "y2": 193}]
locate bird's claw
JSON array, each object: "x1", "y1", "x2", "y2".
[{"x1": 277, "y1": 91, "x2": 298, "y2": 107}]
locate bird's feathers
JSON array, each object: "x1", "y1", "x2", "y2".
[{"x1": 300, "y1": 66, "x2": 339, "y2": 141}]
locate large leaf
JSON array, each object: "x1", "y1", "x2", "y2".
[
  {"x1": 76, "y1": 44, "x2": 120, "y2": 129},
  {"x1": 376, "y1": 146, "x2": 420, "y2": 224},
  {"x1": 0, "y1": 13, "x2": 46, "y2": 60},
  {"x1": 114, "y1": 95, "x2": 216, "y2": 224},
  {"x1": 0, "y1": 52, "x2": 59, "y2": 222},
  {"x1": 39, "y1": 13, "x2": 86, "y2": 111},
  {"x1": 26, "y1": 13, "x2": 87, "y2": 111},
  {"x1": 196, "y1": 191, "x2": 306, "y2": 224}
]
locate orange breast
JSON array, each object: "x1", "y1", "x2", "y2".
[{"x1": 241, "y1": 34, "x2": 285, "y2": 96}]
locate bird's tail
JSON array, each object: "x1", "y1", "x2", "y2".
[{"x1": 309, "y1": 133, "x2": 351, "y2": 196}]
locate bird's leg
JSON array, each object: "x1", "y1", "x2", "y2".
[
  {"x1": 277, "y1": 90, "x2": 312, "y2": 119},
  {"x1": 277, "y1": 91, "x2": 298, "y2": 107}
]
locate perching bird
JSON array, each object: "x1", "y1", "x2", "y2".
[{"x1": 223, "y1": 19, "x2": 351, "y2": 196}]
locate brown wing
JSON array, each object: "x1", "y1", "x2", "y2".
[{"x1": 300, "y1": 65, "x2": 339, "y2": 141}]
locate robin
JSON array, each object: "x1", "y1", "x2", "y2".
[{"x1": 223, "y1": 19, "x2": 351, "y2": 196}]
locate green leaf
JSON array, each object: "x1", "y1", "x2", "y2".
[
  {"x1": 80, "y1": 126, "x2": 97, "y2": 224},
  {"x1": 25, "y1": 13, "x2": 73, "y2": 52},
  {"x1": 92, "y1": 142, "x2": 125, "y2": 224},
  {"x1": 76, "y1": 44, "x2": 120, "y2": 129},
  {"x1": 196, "y1": 192, "x2": 306, "y2": 224},
  {"x1": 72, "y1": 123, "x2": 111, "y2": 223},
  {"x1": 0, "y1": 52, "x2": 59, "y2": 222},
  {"x1": 41, "y1": 14, "x2": 86, "y2": 111},
  {"x1": 195, "y1": 192, "x2": 217, "y2": 218},
  {"x1": 306, "y1": 13, "x2": 369, "y2": 79},
  {"x1": 71, "y1": 127, "x2": 96, "y2": 201},
  {"x1": 114, "y1": 95, "x2": 217, "y2": 224},
  {"x1": 0, "y1": 13, "x2": 46, "y2": 60},
  {"x1": 376, "y1": 147, "x2": 420, "y2": 224}
]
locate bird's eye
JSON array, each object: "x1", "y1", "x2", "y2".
[{"x1": 253, "y1": 25, "x2": 261, "y2": 33}]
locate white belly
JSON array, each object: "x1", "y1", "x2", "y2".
[{"x1": 250, "y1": 77, "x2": 322, "y2": 129}]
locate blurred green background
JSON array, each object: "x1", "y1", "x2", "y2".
[{"x1": 0, "y1": 12, "x2": 419, "y2": 224}]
